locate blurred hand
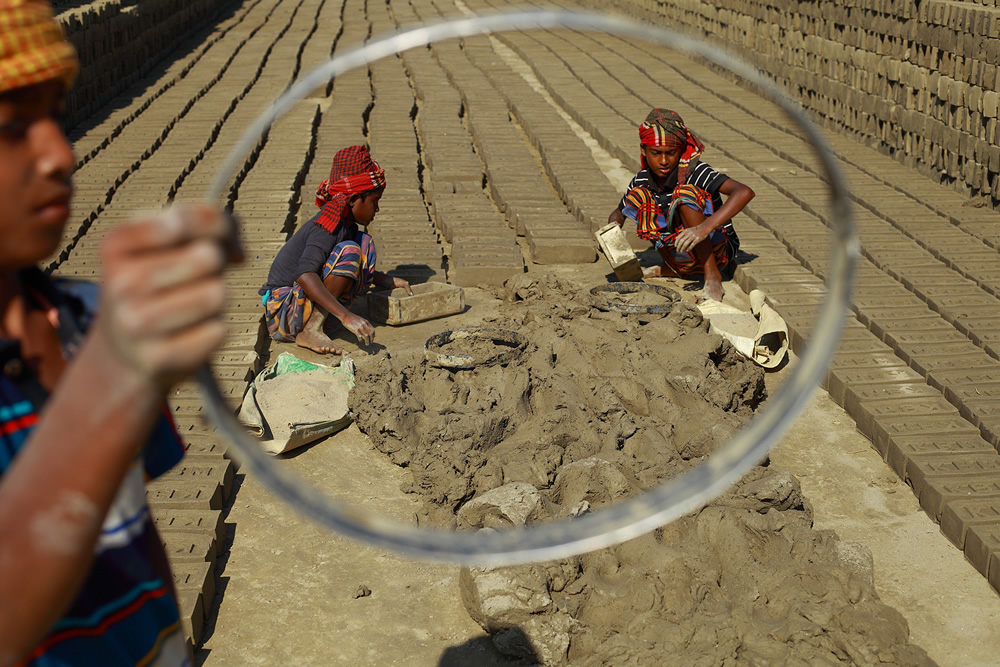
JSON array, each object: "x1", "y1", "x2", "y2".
[
  {"x1": 342, "y1": 312, "x2": 375, "y2": 346},
  {"x1": 93, "y1": 203, "x2": 242, "y2": 390}
]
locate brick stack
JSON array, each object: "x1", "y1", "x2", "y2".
[
  {"x1": 399, "y1": 0, "x2": 601, "y2": 267},
  {"x1": 57, "y1": 0, "x2": 235, "y2": 129},
  {"x1": 366, "y1": 2, "x2": 447, "y2": 284},
  {"x1": 383, "y1": 4, "x2": 525, "y2": 286}
]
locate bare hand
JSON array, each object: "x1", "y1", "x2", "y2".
[
  {"x1": 94, "y1": 203, "x2": 241, "y2": 389},
  {"x1": 673, "y1": 223, "x2": 708, "y2": 254},
  {"x1": 393, "y1": 277, "x2": 413, "y2": 296},
  {"x1": 343, "y1": 313, "x2": 375, "y2": 346}
]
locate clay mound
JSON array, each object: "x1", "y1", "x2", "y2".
[{"x1": 349, "y1": 274, "x2": 931, "y2": 666}]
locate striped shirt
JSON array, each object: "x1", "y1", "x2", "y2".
[
  {"x1": 328, "y1": 232, "x2": 377, "y2": 305},
  {"x1": 2, "y1": 270, "x2": 189, "y2": 667},
  {"x1": 617, "y1": 162, "x2": 739, "y2": 242}
]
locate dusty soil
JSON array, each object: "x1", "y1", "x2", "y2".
[
  {"x1": 343, "y1": 273, "x2": 929, "y2": 665},
  {"x1": 200, "y1": 264, "x2": 1000, "y2": 667}
]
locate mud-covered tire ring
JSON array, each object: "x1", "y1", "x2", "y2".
[
  {"x1": 424, "y1": 327, "x2": 527, "y2": 369},
  {"x1": 589, "y1": 282, "x2": 680, "y2": 314}
]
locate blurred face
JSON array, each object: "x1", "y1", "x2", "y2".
[
  {"x1": 641, "y1": 143, "x2": 682, "y2": 182},
  {"x1": 0, "y1": 80, "x2": 75, "y2": 273},
  {"x1": 350, "y1": 188, "x2": 383, "y2": 227}
]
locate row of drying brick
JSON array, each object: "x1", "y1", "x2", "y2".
[
  {"x1": 58, "y1": 0, "x2": 235, "y2": 128},
  {"x1": 368, "y1": 1, "x2": 452, "y2": 285},
  {"x1": 414, "y1": 0, "x2": 612, "y2": 262},
  {"x1": 734, "y1": 224, "x2": 1000, "y2": 597},
  {"x1": 395, "y1": 0, "x2": 587, "y2": 278},
  {"x1": 402, "y1": 36, "x2": 525, "y2": 283},
  {"x1": 155, "y1": 0, "x2": 332, "y2": 636},
  {"x1": 66, "y1": 0, "x2": 263, "y2": 168}
]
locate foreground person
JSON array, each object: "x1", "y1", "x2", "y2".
[
  {"x1": 259, "y1": 145, "x2": 411, "y2": 355},
  {"x1": 0, "y1": 1, "x2": 239, "y2": 663},
  {"x1": 609, "y1": 108, "x2": 755, "y2": 301}
]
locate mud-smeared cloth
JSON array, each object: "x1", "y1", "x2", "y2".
[
  {"x1": 638, "y1": 108, "x2": 705, "y2": 185},
  {"x1": 239, "y1": 352, "x2": 356, "y2": 454},
  {"x1": 263, "y1": 232, "x2": 377, "y2": 341},
  {"x1": 313, "y1": 145, "x2": 386, "y2": 233},
  {"x1": 623, "y1": 183, "x2": 733, "y2": 276},
  {"x1": 0, "y1": 0, "x2": 78, "y2": 95},
  {"x1": 697, "y1": 290, "x2": 788, "y2": 369}
]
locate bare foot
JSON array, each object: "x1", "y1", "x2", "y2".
[
  {"x1": 294, "y1": 329, "x2": 344, "y2": 355},
  {"x1": 701, "y1": 276, "x2": 725, "y2": 302}
]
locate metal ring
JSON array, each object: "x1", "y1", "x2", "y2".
[
  {"x1": 589, "y1": 282, "x2": 680, "y2": 314},
  {"x1": 199, "y1": 9, "x2": 857, "y2": 566},
  {"x1": 424, "y1": 327, "x2": 527, "y2": 369}
]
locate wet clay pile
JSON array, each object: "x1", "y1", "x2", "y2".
[{"x1": 349, "y1": 275, "x2": 931, "y2": 666}]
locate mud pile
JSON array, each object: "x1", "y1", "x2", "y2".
[{"x1": 349, "y1": 275, "x2": 931, "y2": 666}]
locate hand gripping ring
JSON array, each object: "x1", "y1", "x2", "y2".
[{"x1": 197, "y1": 9, "x2": 857, "y2": 567}]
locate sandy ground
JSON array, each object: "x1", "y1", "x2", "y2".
[{"x1": 199, "y1": 260, "x2": 1000, "y2": 666}]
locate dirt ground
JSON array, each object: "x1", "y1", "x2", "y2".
[{"x1": 198, "y1": 258, "x2": 1000, "y2": 666}]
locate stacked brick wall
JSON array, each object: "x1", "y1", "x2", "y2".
[
  {"x1": 582, "y1": 0, "x2": 1000, "y2": 205},
  {"x1": 57, "y1": 0, "x2": 235, "y2": 128}
]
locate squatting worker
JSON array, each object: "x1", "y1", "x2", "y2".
[
  {"x1": 0, "y1": 1, "x2": 240, "y2": 663},
  {"x1": 259, "y1": 145, "x2": 412, "y2": 355},
  {"x1": 608, "y1": 108, "x2": 755, "y2": 301}
]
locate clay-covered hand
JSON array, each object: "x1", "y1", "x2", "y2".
[
  {"x1": 343, "y1": 312, "x2": 375, "y2": 346},
  {"x1": 393, "y1": 276, "x2": 413, "y2": 296},
  {"x1": 93, "y1": 203, "x2": 241, "y2": 390},
  {"x1": 673, "y1": 223, "x2": 709, "y2": 254}
]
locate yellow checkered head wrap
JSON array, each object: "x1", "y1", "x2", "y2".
[{"x1": 0, "y1": 0, "x2": 78, "y2": 96}]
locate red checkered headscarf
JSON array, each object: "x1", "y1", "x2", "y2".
[
  {"x1": 0, "y1": 0, "x2": 78, "y2": 95},
  {"x1": 639, "y1": 108, "x2": 704, "y2": 185},
  {"x1": 314, "y1": 145, "x2": 386, "y2": 233}
]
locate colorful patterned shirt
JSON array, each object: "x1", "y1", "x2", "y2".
[
  {"x1": 618, "y1": 161, "x2": 739, "y2": 247},
  {"x1": 1, "y1": 269, "x2": 189, "y2": 666}
]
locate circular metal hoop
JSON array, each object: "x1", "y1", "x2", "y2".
[
  {"x1": 425, "y1": 327, "x2": 527, "y2": 369},
  {"x1": 198, "y1": 9, "x2": 857, "y2": 566},
  {"x1": 589, "y1": 282, "x2": 680, "y2": 314}
]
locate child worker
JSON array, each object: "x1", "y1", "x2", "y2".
[
  {"x1": 0, "y1": 0, "x2": 240, "y2": 662},
  {"x1": 259, "y1": 145, "x2": 411, "y2": 355},
  {"x1": 608, "y1": 108, "x2": 755, "y2": 301}
]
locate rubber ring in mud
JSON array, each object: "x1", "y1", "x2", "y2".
[
  {"x1": 589, "y1": 282, "x2": 680, "y2": 314},
  {"x1": 424, "y1": 327, "x2": 527, "y2": 369},
  {"x1": 200, "y1": 9, "x2": 858, "y2": 566}
]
